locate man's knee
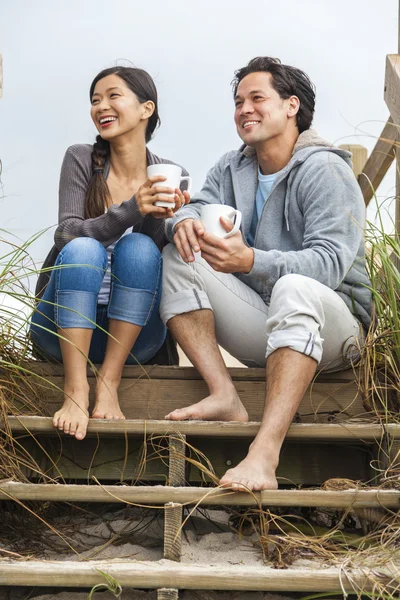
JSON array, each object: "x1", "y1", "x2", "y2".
[
  {"x1": 162, "y1": 242, "x2": 180, "y2": 266},
  {"x1": 162, "y1": 243, "x2": 192, "y2": 297},
  {"x1": 271, "y1": 274, "x2": 316, "y2": 300}
]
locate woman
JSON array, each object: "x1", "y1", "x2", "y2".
[{"x1": 30, "y1": 66, "x2": 190, "y2": 441}]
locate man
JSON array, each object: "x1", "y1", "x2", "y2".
[{"x1": 159, "y1": 57, "x2": 372, "y2": 491}]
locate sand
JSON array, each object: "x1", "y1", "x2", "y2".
[
  {"x1": 29, "y1": 592, "x2": 296, "y2": 599},
  {"x1": 18, "y1": 592, "x2": 296, "y2": 599},
  {"x1": 2, "y1": 506, "x2": 300, "y2": 600}
]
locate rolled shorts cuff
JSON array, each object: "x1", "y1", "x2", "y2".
[
  {"x1": 55, "y1": 290, "x2": 97, "y2": 329},
  {"x1": 160, "y1": 289, "x2": 212, "y2": 324},
  {"x1": 108, "y1": 283, "x2": 156, "y2": 326},
  {"x1": 266, "y1": 329, "x2": 323, "y2": 364}
]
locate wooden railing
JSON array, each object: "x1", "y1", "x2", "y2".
[{"x1": 352, "y1": 12, "x2": 400, "y2": 234}]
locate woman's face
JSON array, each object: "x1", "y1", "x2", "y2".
[{"x1": 90, "y1": 74, "x2": 152, "y2": 141}]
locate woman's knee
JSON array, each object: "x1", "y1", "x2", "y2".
[
  {"x1": 114, "y1": 233, "x2": 160, "y2": 264},
  {"x1": 112, "y1": 234, "x2": 162, "y2": 289},
  {"x1": 59, "y1": 237, "x2": 107, "y2": 269}
]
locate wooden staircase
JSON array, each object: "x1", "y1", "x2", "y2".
[{"x1": 0, "y1": 364, "x2": 399, "y2": 598}]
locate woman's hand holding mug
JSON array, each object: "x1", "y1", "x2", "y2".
[{"x1": 136, "y1": 175, "x2": 190, "y2": 219}]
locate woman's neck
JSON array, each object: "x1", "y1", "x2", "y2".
[{"x1": 109, "y1": 134, "x2": 148, "y2": 181}]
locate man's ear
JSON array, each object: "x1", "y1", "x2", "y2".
[{"x1": 287, "y1": 95, "x2": 300, "y2": 118}]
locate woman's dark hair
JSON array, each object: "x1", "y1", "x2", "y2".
[
  {"x1": 232, "y1": 57, "x2": 315, "y2": 135},
  {"x1": 85, "y1": 66, "x2": 160, "y2": 218}
]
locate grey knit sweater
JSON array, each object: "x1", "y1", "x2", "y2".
[{"x1": 35, "y1": 144, "x2": 189, "y2": 298}]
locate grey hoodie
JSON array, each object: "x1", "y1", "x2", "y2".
[{"x1": 166, "y1": 130, "x2": 372, "y2": 330}]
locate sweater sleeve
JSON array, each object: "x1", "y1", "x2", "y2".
[
  {"x1": 54, "y1": 145, "x2": 145, "y2": 250},
  {"x1": 248, "y1": 158, "x2": 365, "y2": 291}
]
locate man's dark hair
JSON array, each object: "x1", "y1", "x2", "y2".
[{"x1": 232, "y1": 57, "x2": 316, "y2": 134}]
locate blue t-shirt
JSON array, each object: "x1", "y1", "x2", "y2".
[{"x1": 247, "y1": 166, "x2": 281, "y2": 246}]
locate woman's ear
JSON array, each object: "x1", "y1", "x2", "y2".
[{"x1": 141, "y1": 100, "x2": 155, "y2": 120}]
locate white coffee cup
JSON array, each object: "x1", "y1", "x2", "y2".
[
  {"x1": 147, "y1": 164, "x2": 192, "y2": 208},
  {"x1": 200, "y1": 204, "x2": 242, "y2": 238}
]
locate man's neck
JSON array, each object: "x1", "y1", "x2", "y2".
[{"x1": 255, "y1": 129, "x2": 299, "y2": 175}]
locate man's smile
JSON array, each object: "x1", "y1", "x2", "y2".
[{"x1": 242, "y1": 120, "x2": 260, "y2": 129}]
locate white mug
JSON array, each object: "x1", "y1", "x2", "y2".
[
  {"x1": 200, "y1": 204, "x2": 242, "y2": 238},
  {"x1": 147, "y1": 164, "x2": 192, "y2": 208}
]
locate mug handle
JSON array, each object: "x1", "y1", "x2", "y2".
[
  {"x1": 180, "y1": 176, "x2": 192, "y2": 194},
  {"x1": 224, "y1": 210, "x2": 242, "y2": 238}
]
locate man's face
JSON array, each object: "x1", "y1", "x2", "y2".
[{"x1": 234, "y1": 71, "x2": 292, "y2": 147}]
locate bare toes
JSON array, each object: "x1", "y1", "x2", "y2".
[
  {"x1": 167, "y1": 408, "x2": 194, "y2": 421},
  {"x1": 75, "y1": 425, "x2": 87, "y2": 441},
  {"x1": 232, "y1": 481, "x2": 248, "y2": 492},
  {"x1": 92, "y1": 411, "x2": 104, "y2": 419}
]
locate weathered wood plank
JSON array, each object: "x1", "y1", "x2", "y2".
[
  {"x1": 385, "y1": 52, "x2": 400, "y2": 232},
  {"x1": 358, "y1": 118, "x2": 397, "y2": 205},
  {"x1": 385, "y1": 54, "x2": 400, "y2": 126},
  {"x1": 0, "y1": 560, "x2": 389, "y2": 592},
  {"x1": 6, "y1": 416, "x2": 398, "y2": 441},
  {"x1": 21, "y1": 363, "x2": 356, "y2": 382},
  {"x1": 17, "y1": 435, "x2": 369, "y2": 484},
  {"x1": 29, "y1": 376, "x2": 363, "y2": 422},
  {"x1": 0, "y1": 482, "x2": 398, "y2": 508}
]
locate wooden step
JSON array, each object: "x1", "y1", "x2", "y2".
[
  {"x1": 0, "y1": 560, "x2": 393, "y2": 592},
  {"x1": 6, "y1": 415, "x2": 399, "y2": 440},
  {"x1": 8, "y1": 365, "x2": 377, "y2": 486},
  {"x1": 21, "y1": 365, "x2": 364, "y2": 422},
  {"x1": 23, "y1": 364, "x2": 357, "y2": 381},
  {"x1": 0, "y1": 482, "x2": 398, "y2": 507}
]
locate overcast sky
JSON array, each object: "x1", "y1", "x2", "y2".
[{"x1": 0, "y1": 0, "x2": 397, "y2": 264}]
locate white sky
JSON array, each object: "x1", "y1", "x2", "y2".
[{"x1": 0, "y1": 0, "x2": 398, "y2": 263}]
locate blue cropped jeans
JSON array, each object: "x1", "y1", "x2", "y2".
[{"x1": 30, "y1": 234, "x2": 167, "y2": 364}]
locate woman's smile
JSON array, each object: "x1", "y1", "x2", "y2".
[{"x1": 99, "y1": 115, "x2": 118, "y2": 129}]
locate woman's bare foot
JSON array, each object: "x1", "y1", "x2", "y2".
[
  {"x1": 219, "y1": 449, "x2": 278, "y2": 491},
  {"x1": 165, "y1": 387, "x2": 248, "y2": 422},
  {"x1": 92, "y1": 377, "x2": 126, "y2": 420},
  {"x1": 53, "y1": 384, "x2": 90, "y2": 441}
]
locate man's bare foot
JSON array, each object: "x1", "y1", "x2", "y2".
[
  {"x1": 219, "y1": 451, "x2": 278, "y2": 491},
  {"x1": 92, "y1": 377, "x2": 126, "y2": 420},
  {"x1": 165, "y1": 387, "x2": 248, "y2": 422},
  {"x1": 53, "y1": 384, "x2": 90, "y2": 441}
]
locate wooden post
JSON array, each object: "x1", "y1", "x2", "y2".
[
  {"x1": 397, "y1": 0, "x2": 400, "y2": 235},
  {"x1": 158, "y1": 434, "x2": 186, "y2": 600},
  {"x1": 357, "y1": 119, "x2": 397, "y2": 205},
  {"x1": 338, "y1": 144, "x2": 368, "y2": 178},
  {"x1": 163, "y1": 435, "x2": 186, "y2": 561},
  {"x1": 157, "y1": 589, "x2": 179, "y2": 600}
]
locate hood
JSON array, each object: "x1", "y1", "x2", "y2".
[
  {"x1": 240, "y1": 129, "x2": 353, "y2": 232},
  {"x1": 292, "y1": 129, "x2": 352, "y2": 166},
  {"x1": 242, "y1": 129, "x2": 352, "y2": 167}
]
